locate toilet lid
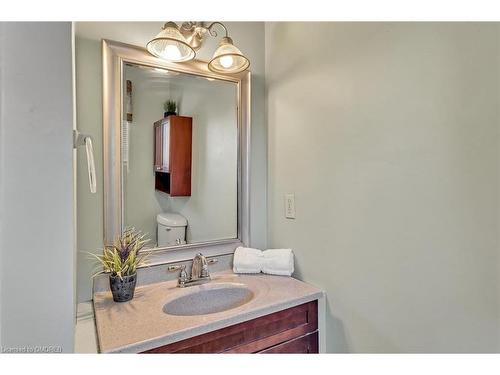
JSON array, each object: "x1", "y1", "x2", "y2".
[{"x1": 157, "y1": 213, "x2": 187, "y2": 227}]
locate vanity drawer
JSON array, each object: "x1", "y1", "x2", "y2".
[
  {"x1": 142, "y1": 300, "x2": 318, "y2": 354},
  {"x1": 258, "y1": 332, "x2": 319, "y2": 354}
]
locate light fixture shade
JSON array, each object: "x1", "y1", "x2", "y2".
[
  {"x1": 208, "y1": 37, "x2": 250, "y2": 74},
  {"x1": 147, "y1": 22, "x2": 196, "y2": 62}
]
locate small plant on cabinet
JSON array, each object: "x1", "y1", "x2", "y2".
[{"x1": 163, "y1": 100, "x2": 177, "y2": 117}]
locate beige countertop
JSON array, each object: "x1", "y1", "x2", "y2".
[{"x1": 93, "y1": 270, "x2": 324, "y2": 353}]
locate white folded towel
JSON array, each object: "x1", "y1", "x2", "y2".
[
  {"x1": 262, "y1": 248, "x2": 294, "y2": 276},
  {"x1": 232, "y1": 247, "x2": 264, "y2": 274},
  {"x1": 233, "y1": 247, "x2": 294, "y2": 276}
]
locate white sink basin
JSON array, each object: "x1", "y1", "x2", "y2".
[{"x1": 163, "y1": 283, "x2": 254, "y2": 316}]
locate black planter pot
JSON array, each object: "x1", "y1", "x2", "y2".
[
  {"x1": 164, "y1": 111, "x2": 177, "y2": 118},
  {"x1": 109, "y1": 273, "x2": 137, "y2": 302}
]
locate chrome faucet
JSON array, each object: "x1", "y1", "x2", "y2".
[{"x1": 168, "y1": 253, "x2": 218, "y2": 287}]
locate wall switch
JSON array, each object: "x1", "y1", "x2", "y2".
[{"x1": 285, "y1": 193, "x2": 296, "y2": 219}]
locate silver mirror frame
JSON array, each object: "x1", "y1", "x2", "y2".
[{"x1": 102, "y1": 39, "x2": 250, "y2": 262}]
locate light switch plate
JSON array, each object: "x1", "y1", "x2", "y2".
[{"x1": 285, "y1": 193, "x2": 296, "y2": 219}]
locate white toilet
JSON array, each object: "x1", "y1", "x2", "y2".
[{"x1": 157, "y1": 213, "x2": 188, "y2": 247}]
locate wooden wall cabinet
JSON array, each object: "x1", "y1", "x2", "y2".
[
  {"x1": 154, "y1": 116, "x2": 192, "y2": 197},
  {"x1": 142, "y1": 300, "x2": 319, "y2": 354}
]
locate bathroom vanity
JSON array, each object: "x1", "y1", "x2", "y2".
[
  {"x1": 93, "y1": 265, "x2": 323, "y2": 353},
  {"x1": 142, "y1": 300, "x2": 318, "y2": 353},
  {"x1": 93, "y1": 41, "x2": 325, "y2": 354}
]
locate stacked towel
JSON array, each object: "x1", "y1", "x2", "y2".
[
  {"x1": 262, "y1": 249, "x2": 295, "y2": 276},
  {"x1": 232, "y1": 247, "x2": 264, "y2": 274},
  {"x1": 233, "y1": 247, "x2": 294, "y2": 276}
]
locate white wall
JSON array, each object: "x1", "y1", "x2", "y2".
[
  {"x1": 74, "y1": 37, "x2": 104, "y2": 304},
  {"x1": 266, "y1": 22, "x2": 500, "y2": 352},
  {"x1": 75, "y1": 22, "x2": 266, "y2": 302},
  {"x1": 0, "y1": 22, "x2": 75, "y2": 352},
  {"x1": 123, "y1": 65, "x2": 238, "y2": 244}
]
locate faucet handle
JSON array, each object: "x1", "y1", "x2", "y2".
[
  {"x1": 168, "y1": 264, "x2": 185, "y2": 272},
  {"x1": 207, "y1": 258, "x2": 218, "y2": 265},
  {"x1": 168, "y1": 264, "x2": 189, "y2": 287}
]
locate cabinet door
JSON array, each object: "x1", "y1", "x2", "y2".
[
  {"x1": 161, "y1": 120, "x2": 170, "y2": 172},
  {"x1": 154, "y1": 124, "x2": 162, "y2": 171},
  {"x1": 169, "y1": 116, "x2": 192, "y2": 196},
  {"x1": 154, "y1": 119, "x2": 171, "y2": 173}
]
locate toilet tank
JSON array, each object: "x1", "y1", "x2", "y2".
[{"x1": 157, "y1": 213, "x2": 188, "y2": 247}]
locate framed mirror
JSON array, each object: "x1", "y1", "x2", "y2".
[{"x1": 102, "y1": 40, "x2": 250, "y2": 258}]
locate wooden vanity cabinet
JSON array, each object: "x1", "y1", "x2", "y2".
[
  {"x1": 142, "y1": 300, "x2": 318, "y2": 354},
  {"x1": 154, "y1": 116, "x2": 192, "y2": 196}
]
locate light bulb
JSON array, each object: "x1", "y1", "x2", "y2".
[
  {"x1": 163, "y1": 44, "x2": 181, "y2": 61},
  {"x1": 219, "y1": 55, "x2": 234, "y2": 68}
]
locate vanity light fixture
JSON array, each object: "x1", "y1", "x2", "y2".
[
  {"x1": 146, "y1": 22, "x2": 250, "y2": 74},
  {"x1": 208, "y1": 36, "x2": 250, "y2": 74},
  {"x1": 146, "y1": 22, "x2": 196, "y2": 62}
]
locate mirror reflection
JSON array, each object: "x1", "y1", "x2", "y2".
[{"x1": 122, "y1": 63, "x2": 238, "y2": 248}]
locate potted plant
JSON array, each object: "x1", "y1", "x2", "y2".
[
  {"x1": 90, "y1": 228, "x2": 150, "y2": 302},
  {"x1": 163, "y1": 100, "x2": 177, "y2": 117}
]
